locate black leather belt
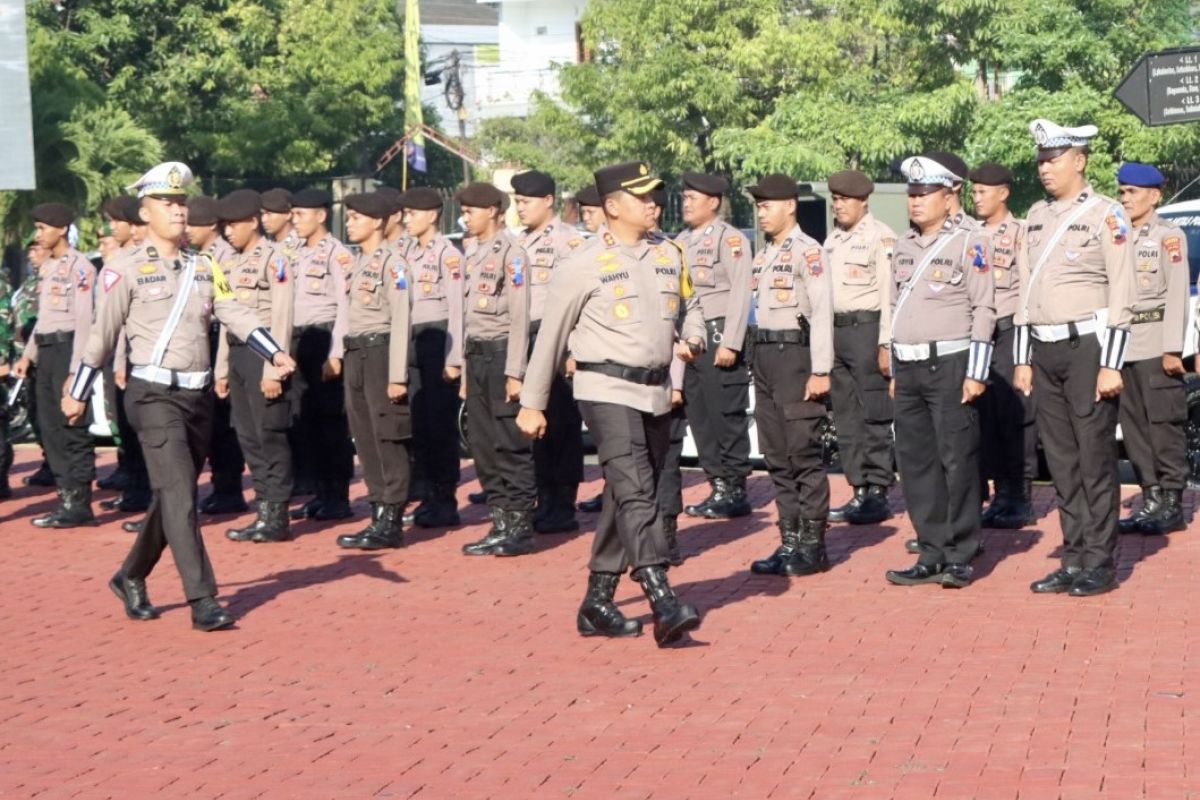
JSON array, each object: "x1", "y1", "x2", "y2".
[
  {"x1": 34, "y1": 330, "x2": 74, "y2": 346},
  {"x1": 994, "y1": 314, "x2": 1015, "y2": 333},
  {"x1": 833, "y1": 310, "x2": 881, "y2": 327},
  {"x1": 574, "y1": 361, "x2": 669, "y2": 386},
  {"x1": 295, "y1": 321, "x2": 335, "y2": 334},
  {"x1": 343, "y1": 331, "x2": 390, "y2": 351},
  {"x1": 754, "y1": 328, "x2": 810, "y2": 346},
  {"x1": 465, "y1": 337, "x2": 509, "y2": 355},
  {"x1": 1132, "y1": 307, "x2": 1166, "y2": 324}
]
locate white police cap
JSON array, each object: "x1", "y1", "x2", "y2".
[
  {"x1": 126, "y1": 161, "x2": 193, "y2": 199},
  {"x1": 1029, "y1": 118, "x2": 1098, "y2": 151},
  {"x1": 900, "y1": 155, "x2": 960, "y2": 189}
]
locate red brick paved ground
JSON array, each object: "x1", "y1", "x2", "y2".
[{"x1": 1, "y1": 444, "x2": 1198, "y2": 799}]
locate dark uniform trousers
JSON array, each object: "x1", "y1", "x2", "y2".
[
  {"x1": 34, "y1": 335, "x2": 94, "y2": 490},
  {"x1": 288, "y1": 324, "x2": 354, "y2": 492},
  {"x1": 753, "y1": 339, "x2": 829, "y2": 521},
  {"x1": 893, "y1": 350, "x2": 981, "y2": 566},
  {"x1": 1033, "y1": 336, "x2": 1120, "y2": 570},
  {"x1": 228, "y1": 340, "x2": 292, "y2": 503},
  {"x1": 979, "y1": 319, "x2": 1038, "y2": 481},
  {"x1": 465, "y1": 340, "x2": 535, "y2": 512},
  {"x1": 103, "y1": 360, "x2": 149, "y2": 489},
  {"x1": 343, "y1": 337, "x2": 411, "y2": 505},
  {"x1": 207, "y1": 325, "x2": 244, "y2": 495},
  {"x1": 410, "y1": 321, "x2": 462, "y2": 487},
  {"x1": 529, "y1": 324, "x2": 584, "y2": 491},
  {"x1": 683, "y1": 319, "x2": 751, "y2": 481},
  {"x1": 1120, "y1": 357, "x2": 1188, "y2": 491},
  {"x1": 656, "y1": 407, "x2": 689, "y2": 519},
  {"x1": 579, "y1": 400, "x2": 672, "y2": 573},
  {"x1": 120, "y1": 377, "x2": 216, "y2": 601},
  {"x1": 0, "y1": 382, "x2": 12, "y2": 481},
  {"x1": 829, "y1": 314, "x2": 894, "y2": 487}
]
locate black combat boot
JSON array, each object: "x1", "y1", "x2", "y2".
[
  {"x1": 844, "y1": 485, "x2": 891, "y2": 525},
  {"x1": 990, "y1": 479, "x2": 1035, "y2": 529},
  {"x1": 24, "y1": 459, "x2": 55, "y2": 487},
  {"x1": 251, "y1": 501, "x2": 292, "y2": 542},
  {"x1": 290, "y1": 494, "x2": 324, "y2": 520},
  {"x1": 663, "y1": 515, "x2": 683, "y2": 566},
  {"x1": 828, "y1": 486, "x2": 866, "y2": 523},
  {"x1": 190, "y1": 597, "x2": 235, "y2": 631},
  {"x1": 684, "y1": 477, "x2": 727, "y2": 518},
  {"x1": 702, "y1": 476, "x2": 751, "y2": 519},
  {"x1": 535, "y1": 485, "x2": 580, "y2": 533},
  {"x1": 313, "y1": 481, "x2": 353, "y2": 521},
  {"x1": 783, "y1": 519, "x2": 830, "y2": 576},
  {"x1": 750, "y1": 519, "x2": 801, "y2": 575},
  {"x1": 493, "y1": 509, "x2": 536, "y2": 556},
  {"x1": 462, "y1": 507, "x2": 509, "y2": 555},
  {"x1": 1119, "y1": 486, "x2": 1162, "y2": 534},
  {"x1": 1142, "y1": 488, "x2": 1185, "y2": 535},
  {"x1": 32, "y1": 486, "x2": 97, "y2": 528},
  {"x1": 577, "y1": 572, "x2": 643, "y2": 638},
  {"x1": 337, "y1": 502, "x2": 382, "y2": 548},
  {"x1": 633, "y1": 566, "x2": 701, "y2": 647},
  {"x1": 348, "y1": 503, "x2": 405, "y2": 549},
  {"x1": 979, "y1": 481, "x2": 1011, "y2": 527},
  {"x1": 114, "y1": 483, "x2": 152, "y2": 513},
  {"x1": 414, "y1": 483, "x2": 462, "y2": 528},
  {"x1": 226, "y1": 499, "x2": 268, "y2": 541},
  {"x1": 108, "y1": 571, "x2": 159, "y2": 621}
]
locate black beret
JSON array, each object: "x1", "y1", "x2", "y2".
[
  {"x1": 968, "y1": 162, "x2": 1014, "y2": 186},
  {"x1": 344, "y1": 192, "x2": 391, "y2": 220},
  {"x1": 576, "y1": 185, "x2": 602, "y2": 207},
  {"x1": 375, "y1": 186, "x2": 404, "y2": 214},
  {"x1": 291, "y1": 188, "x2": 333, "y2": 209},
  {"x1": 594, "y1": 161, "x2": 662, "y2": 197},
  {"x1": 681, "y1": 171, "x2": 729, "y2": 197},
  {"x1": 187, "y1": 196, "x2": 220, "y2": 227},
  {"x1": 922, "y1": 151, "x2": 968, "y2": 182},
  {"x1": 216, "y1": 189, "x2": 262, "y2": 222},
  {"x1": 827, "y1": 170, "x2": 874, "y2": 199},
  {"x1": 103, "y1": 196, "x2": 142, "y2": 224},
  {"x1": 455, "y1": 182, "x2": 506, "y2": 208},
  {"x1": 260, "y1": 188, "x2": 293, "y2": 213},
  {"x1": 511, "y1": 170, "x2": 556, "y2": 198},
  {"x1": 32, "y1": 202, "x2": 75, "y2": 228},
  {"x1": 746, "y1": 174, "x2": 799, "y2": 201},
  {"x1": 650, "y1": 186, "x2": 668, "y2": 207},
  {"x1": 404, "y1": 187, "x2": 443, "y2": 211}
]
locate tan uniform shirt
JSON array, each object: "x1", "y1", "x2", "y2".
[
  {"x1": 406, "y1": 234, "x2": 466, "y2": 368},
  {"x1": 982, "y1": 212, "x2": 1026, "y2": 320},
  {"x1": 332, "y1": 245, "x2": 411, "y2": 384},
  {"x1": 824, "y1": 212, "x2": 895, "y2": 315},
  {"x1": 24, "y1": 246, "x2": 93, "y2": 368},
  {"x1": 520, "y1": 230, "x2": 705, "y2": 416},
  {"x1": 750, "y1": 223, "x2": 834, "y2": 373},
  {"x1": 679, "y1": 219, "x2": 754, "y2": 350},
  {"x1": 292, "y1": 233, "x2": 353, "y2": 359},
  {"x1": 83, "y1": 245, "x2": 264, "y2": 373},
  {"x1": 463, "y1": 230, "x2": 531, "y2": 380},
  {"x1": 215, "y1": 240, "x2": 294, "y2": 381},
  {"x1": 1127, "y1": 213, "x2": 1190, "y2": 362},
  {"x1": 518, "y1": 217, "x2": 586, "y2": 323}
]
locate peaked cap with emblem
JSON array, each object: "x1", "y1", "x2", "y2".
[
  {"x1": 1030, "y1": 118, "x2": 1098, "y2": 162},
  {"x1": 126, "y1": 161, "x2": 192, "y2": 199},
  {"x1": 900, "y1": 155, "x2": 959, "y2": 195},
  {"x1": 594, "y1": 161, "x2": 663, "y2": 197}
]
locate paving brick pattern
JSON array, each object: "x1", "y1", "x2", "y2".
[{"x1": 1, "y1": 445, "x2": 1198, "y2": 799}]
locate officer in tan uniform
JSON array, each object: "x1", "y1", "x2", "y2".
[
  {"x1": 970, "y1": 162, "x2": 1037, "y2": 529},
  {"x1": 823, "y1": 170, "x2": 896, "y2": 525},
  {"x1": 577, "y1": 185, "x2": 605, "y2": 234},
  {"x1": 214, "y1": 190, "x2": 296, "y2": 543},
  {"x1": 377, "y1": 187, "x2": 416, "y2": 262},
  {"x1": 1014, "y1": 119, "x2": 1136, "y2": 597},
  {"x1": 457, "y1": 182, "x2": 537, "y2": 557},
  {"x1": 402, "y1": 186, "x2": 465, "y2": 529},
  {"x1": 743, "y1": 175, "x2": 835, "y2": 579},
  {"x1": 1114, "y1": 162, "x2": 1190, "y2": 535},
  {"x1": 332, "y1": 192, "x2": 412, "y2": 549},
  {"x1": 261, "y1": 188, "x2": 301, "y2": 256},
  {"x1": 14, "y1": 203, "x2": 97, "y2": 528},
  {"x1": 518, "y1": 160, "x2": 705, "y2": 647},
  {"x1": 284, "y1": 188, "x2": 355, "y2": 522},
  {"x1": 62, "y1": 161, "x2": 295, "y2": 631},
  {"x1": 512, "y1": 170, "x2": 587, "y2": 534},
  {"x1": 883, "y1": 156, "x2": 996, "y2": 589}
]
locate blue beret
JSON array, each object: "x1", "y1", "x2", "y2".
[{"x1": 1117, "y1": 162, "x2": 1165, "y2": 188}]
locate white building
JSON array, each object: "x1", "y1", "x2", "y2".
[{"x1": 420, "y1": 1, "x2": 500, "y2": 137}]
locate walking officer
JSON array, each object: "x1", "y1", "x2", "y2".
[
  {"x1": 285, "y1": 188, "x2": 355, "y2": 522},
  {"x1": 1015, "y1": 119, "x2": 1136, "y2": 597},
  {"x1": 1114, "y1": 162, "x2": 1190, "y2": 535},
  {"x1": 883, "y1": 155, "x2": 996, "y2": 589},
  {"x1": 62, "y1": 161, "x2": 296, "y2": 631},
  {"x1": 970, "y1": 162, "x2": 1037, "y2": 529},
  {"x1": 744, "y1": 174, "x2": 835, "y2": 578},
  {"x1": 457, "y1": 182, "x2": 538, "y2": 557},
  {"x1": 215, "y1": 189, "x2": 296, "y2": 543},
  {"x1": 823, "y1": 170, "x2": 897, "y2": 525},
  {"x1": 14, "y1": 203, "x2": 97, "y2": 528},
  {"x1": 512, "y1": 169, "x2": 587, "y2": 534},
  {"x1": 518, "y1": 160, "x2": 705, "y2": 647},
  {"x1": 332, "y1": 192, "x2": 412, "y2": 549}
]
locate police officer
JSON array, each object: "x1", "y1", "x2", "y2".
[
  {"x1": 0, "y1": 269, "x2": 14, "y2": 497},
  {"x1": 1114, "y1": 162, "x2": 1190, "y2": 535},
  {"x1": 970, "y1": 162, "x2": 1037, "y2": 529},
  {"x1": 332, "y1": 192, "x2": 412, "y2": 549},
  {"x1": 512, "y1": 170, "x2": 587, "y2": 533},
  {"x1": 261, "y1": 188, "x2": 301, "y2": 254},
  {"x1": 62, "y1": 161, "x2": 296, "y2": 631},
  {"x1": 285, "y1": 188, "x2": 355, "y2": 521},
  {"x1": 518, "y1": 160, "x2": 705, "y2": 647},
  {"x1": 402, "y1": 187, "x2": 465, "y2": 528},
  {"x1": 883, "y1": 155, "x2": 996, "y2": 589},
  {"x1": 1015, "y1": 119, "x2": 1135, "y2": 597},
  {"x1": 577, "y1": 185, "x2": 605, "y2": 234},
  {"x1": 457, "y1": 182, "x2": 537, "y2": 557},
  {"x1": 15, "y1": 240, "x2": 54, "y2": 488},
  {"x1": 823, "y1": 170, "x2": 896, "y2": 525},
  {"x1": 14, "y1": 203, "x2": 97, "y2": 528},
  {"x1": 377, "y1": 187, "x2": 416, "y2": 261},
  {"x1": 744, "y1": 174, "x2": 835, "y2": 578},
  {"x1": 215, "y1": 190, "x2": 296, "y2": 543},
  {"x1": 186, "y1": 195, "x2": 249, "y2": 515}
]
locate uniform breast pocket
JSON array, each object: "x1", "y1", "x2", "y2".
[
  {"x1": 136, "y1": 284, "x2": 175, "y2": 315},
  {"x1": 658, "y1": 291, "x2": 681, "y2": 320},
  {"x1": 691, "y1": 259, "x2": 717, "y2": 288},
  {"x1": 1135, "y1": 258, "x2": 1165, "y2": 296},
  {"x1": 1062, "y1": 233, "x2": 1099, "y2": 271},
  {"x1": 357, "y1": 279, "x2": 383, "y2": 309},
  {"x1": 993, "y1": 266, "x2": 1014, "y2": 289},
  {"x1": 303, "y1": 269, "x2": 328, "y2": 295},
  {"x1": 418, "y1": 275, "x2": 445, "y2": 300},
  {"x1": 767, "y1": 271, "x2": 797, "y2": 309},
  {"x1": 604, "y1": 293, "x2": 641, "y2": 327},
  {"x1": 840, "y1": 258, "x2": 873, "y2": 285},
  {"x1": 472, "y1": 280, "x2": 500, "y2": 314},
  {"x1": 531, "y1": 265, "x2": 553, "y2": 286}
]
